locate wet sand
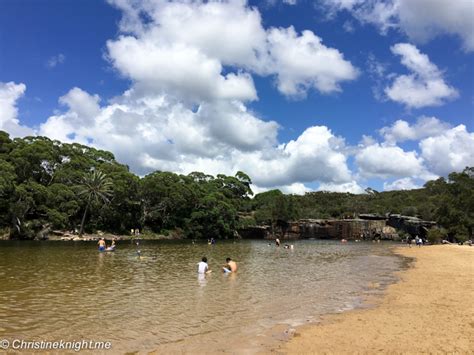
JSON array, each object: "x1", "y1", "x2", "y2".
[{"x1": 278, "y1": 245, "x2": 474, "y2": 354}]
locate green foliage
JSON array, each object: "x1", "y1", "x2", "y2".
[
  {"x1": 77, "y1": 170, "x2": 113, "y2": 236},
  {"x1": 424, "y1": 168, "x2": 474, "y2": 240},
  {"x1": 426, "y1": 228, "x2": 447, "y2": 244},
  {"x1": 0, "y1": 130, "x2": 472, "y2": 241}
]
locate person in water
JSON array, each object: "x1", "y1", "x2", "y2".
[
  {"x1": 275, "y1": 238, "x2": 280, "y2": 247},
  {"x1": 223, "y1": 257, "x2": 237, "y2": 273},
  {"x1": 198, "y1": 257, "x2": 211, "y2": 274},
  {"x1": 98, "y1": 238, "x2": 106, "y2": 251},
  {"x1": 106, "y1": 238, "x2": 116, "y2": 251}
]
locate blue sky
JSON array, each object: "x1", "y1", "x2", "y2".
[{"x1": 1, "y1": 0, "x2": 473, "y2": 194}]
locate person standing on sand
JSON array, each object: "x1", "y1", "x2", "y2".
[
  {"x1": 275, "y1": 238, "x2": 281, "y2": 247},
  {"x1": 415, "y1": 235, "x2": 423, "y2": 247}
]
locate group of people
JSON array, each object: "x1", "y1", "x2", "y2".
[
  {"x1": 97, "y1": 238, "x2": 116, "y2": 252},
  {"x1": 197, "y1": 256, "x2": 237, "y2": 274},
  {"x1": 272, "y1": 238, "x2": 294, "y2": 249}
]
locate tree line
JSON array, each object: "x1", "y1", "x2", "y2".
[{"x1": 0, "y1": 131, "x2": 472, "y2": 241}]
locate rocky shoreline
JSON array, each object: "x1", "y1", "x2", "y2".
[{"x1": 0, "y1": 214, "x2": 437, "y2": 242}]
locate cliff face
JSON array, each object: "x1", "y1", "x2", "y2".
[
  {"x1": 387, "y1": 214, "x2": 436, "y2": 238},
  {"x1": 298, "y1": 219, "x2": 388, "y2": 240},
  {"x1": 238, "y1": 215, "x2": 436, "y2": 240}
]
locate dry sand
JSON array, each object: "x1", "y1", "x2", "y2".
[{"x1": 277, "y1": 245, "x2": 474, "y2": 354}]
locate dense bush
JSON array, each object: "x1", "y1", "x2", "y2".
[
  {"x1": 0, "y1": 130, "x2": 472, "y2": 241},
  {"x1": 427, "y1": 228, "x2": 447, "y2": 244}
]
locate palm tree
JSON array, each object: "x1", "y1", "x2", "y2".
[{"x1": 78, "y1": 170, "x2": 113, "y2": 236}]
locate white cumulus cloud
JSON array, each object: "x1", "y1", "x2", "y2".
[
  {"x1": 266, "y1": 26, "x2": 359, "y2": 98},
  {"x1": 39, "y1": 88, "x2": 355, "y2": 190},
  {"x1": 384, "y1": 43, "x2": 458, "y2": 108},
  {"x1": 355, "y1": 143, "x2": 426, "y2": 179},
  {"x1": 420, "y1": 124, "x2": 474, "y2": 176},
  {"x1": 107, "y1": 0, "x2": 358, "y2": 99},
  {"x1": 318, "y1": 180, "x2": 365, "y2": 194},
  {"x1": 319, "y1": 0, "x2": 474, "y2": 51},
  {"x1": 0, "y1": 82, "x2": 34, "y2": 137},
  {"x1": 380, "y1": 116, "x2": 452, "y2": 144},
  {"x1": 383, "y1": 177, "x2": 420, "y2": 191},
  {"x1": 396, "y1": 0, "x2": 474, "y2": 52}
]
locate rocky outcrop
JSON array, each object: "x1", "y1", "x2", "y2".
[
  {"x1": 387, "y1": 214, "x2": 436, "y2": 238},
  {"x1": 238, "y1": 214, "x2": 436, "y2": 240},
  {"x1": 238, "y1": 226, "x2": 270, "y2": 239},
  {"x1": 35, "y1": 224, "x2": 52, "y2": 240},
  {"x1": 298, "y1": 219, "x2": 389, "y2": 240}
]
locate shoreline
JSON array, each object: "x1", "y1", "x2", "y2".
[{"x1": 277, "y1": 245, "x2": 473, "y2": 354}]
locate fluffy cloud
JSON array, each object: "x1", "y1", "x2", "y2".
[
  {"x1": 355, "y1": 143, "x2": 426, "y2": 179},
  {"x1": 420, "y1": 125, "x2": 474, "y2": 176},
  {"x1": 107, "y1": 39, "x2": 258, "y2": 102},
  {"x1": 69, "y1": 0, "x2": 358, "y2": 189},
  {"x1": 380, "y1": 116, "x2": 451, "y2": 144},
  {"x1": 384, "y1": 43, "x2": 458, "y2": 108},
  {"x1": 237, "y1": 126, "x2": 352, "y2": 187},
  {"x1": 39, "y1": 87, "x2": 353, "y2": 189},
  {"x1": 320, "y1": 0, "x2": 474, "y2": 51},
  {"x1": 4, "y1": 0, "x2": 470, "y2": 195},
  {"x1": 33, "y1": 0, "x2": 360, "y2": 192},
  {"x1": 107, "y1": 0, "x2": 358, "y2": 99},
  {"x1": 396, "y1": 0, "x2": 474, "y2": 52},
  {"x1": 266, "y1": 27, "x2": 359, "y2": 97},
  {"x1": 383, "y1": 177, "x2": 420, "y2": 191},
  {"x1": 318, "y1": 180, "x2": 365, "y2": 194},
  {"x1": 0, "y1": 82, "x2": 34, "y2": 137},
  {"x1": 358, "y1": 118, "x2": 474, "y2": 184}
]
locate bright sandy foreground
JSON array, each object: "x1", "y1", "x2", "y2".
[{"x1": 275, "y1": 245, "x2": 474, "y2": 354}]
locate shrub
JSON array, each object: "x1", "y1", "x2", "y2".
[{"x1": 427, "y1": 228, "x2": 447, "y2": 244}]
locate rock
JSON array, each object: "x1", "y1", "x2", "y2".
[
  {"x1": 35, "y1": 224, "x2": 52, "y2": 240},
  {"x1": 0, "y1": 228, "x2": 10, "y2": 240}
]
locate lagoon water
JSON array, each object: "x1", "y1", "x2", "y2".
[{"x1": 0, "y1": 240, "x2": 406, "y2": 353}]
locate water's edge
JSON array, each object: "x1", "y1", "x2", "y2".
[
  {"x1": 150, "y1": 245, "x2": 413, "y2": 354},
  {"x1": 261, "y1": 246, "x2": 415, "y2": 354}
]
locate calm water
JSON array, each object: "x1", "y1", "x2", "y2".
[{"x1": 0, "y1": 240, "x2": 406, "y2": 353}]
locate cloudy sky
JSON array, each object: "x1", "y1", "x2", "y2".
[{"x1": 1, "y1": 0, "x2": 473, "y2": 194}]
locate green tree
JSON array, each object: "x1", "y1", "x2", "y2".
[{"x1": 77, "y1": 170, "x2": 113, "y2": 236}]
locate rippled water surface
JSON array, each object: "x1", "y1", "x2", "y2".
[{"x1": 0, "y1": 240, "x2": 405, "y2": 352}]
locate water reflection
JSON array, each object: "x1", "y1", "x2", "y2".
[{"x1": 197, "y1": 273, "x2": 208, "y2": 287}]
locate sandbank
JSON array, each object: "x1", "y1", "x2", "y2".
[{"x1": 278, "y1": 245, "x2": 474, "y2": 354}]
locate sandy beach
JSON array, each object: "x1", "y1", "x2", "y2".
[{"x1": 278, "y1": 245, "x2": 474, "y2": 354}]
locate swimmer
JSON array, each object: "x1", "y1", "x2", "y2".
[
  {"x1": 198, "y1": 257, "x2": 212, "y2": 274},
  {"x1": 98, "y1": 238, "x2": 106, "y2": 252},
  {"x1": 223, "y1": 257, "x2": 237, "y2": 273},
  {"x1": 106, "y1": 238, "x2": 116, "y2": 251}
]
